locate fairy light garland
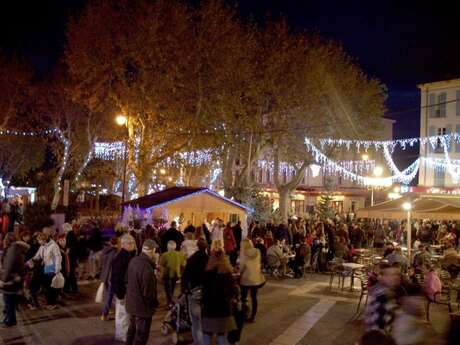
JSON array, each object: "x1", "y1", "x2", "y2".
[
  {"x1": 319, "y1": 133, "x2": 460, "y2": 151},
  {"x1": 305, "y1": 137, "x2": 421, "y2": 185},
  {"x1": 6, "y1": 127, "x2": 460, "y2": 188},
  {"x1": 0, "y1": 128, "x2": 71, "y2": 188}
]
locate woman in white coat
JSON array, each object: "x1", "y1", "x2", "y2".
[{"x1": 239, "y1": 239, "x2": 265, "y2": 322}]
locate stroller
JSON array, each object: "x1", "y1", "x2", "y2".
[{"x1": 160, "y1": 293, "x2": 192, "y2": 344}]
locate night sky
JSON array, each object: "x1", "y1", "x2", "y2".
[{"x1": 1, "y1": 0, "x2": 460, "y2": 167}]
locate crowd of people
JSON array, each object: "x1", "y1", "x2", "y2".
[{"x1": 1, "y1": 212, "x2": 460, "y2": 345}]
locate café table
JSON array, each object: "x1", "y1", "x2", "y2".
[
  {"x1": 430, "y1": 245, "x2": 443, "y2": 255},
  {"x1": 341, "y1": 262, "x2": 365, "y2": 291},
  {"x1": 430, "y1": 254, "x2": 443, "y2": 262}
]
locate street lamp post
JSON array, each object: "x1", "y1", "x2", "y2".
[
  {"x1": 116, "y1": 115, "x2": 128, "y2": 214},
  {"x1": 402, "y1": 201, "x2": 412, "y2": 261},
  {"x1": 371, "y1": 165, "x2": 383, "y2": 206}
]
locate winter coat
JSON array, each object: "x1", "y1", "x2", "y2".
[
  {"x1": 125, "y1": 253, "x2": 158, "y2": 318},
  {"x1": 240, "y1": 248, "x2": 265, "y2": 287},
  {"x1": 111, "y1": 248, "x2": 134, "y2": 299},
  {"x1": 159, "y1": 251, "x2": 186, "y2": 280},
  {"x1": 266, "y1": 244, "x2": 284, "y2": 267},
  {"x1": 202, "y1": 255, "x2": 237, "y2": 319},
  {"x1": 232, "y1": 224, "x2": 242, "y2": 250},
  {"x1": 100, "y1": 245, "x2": 117, "y2": 285},
  {"x1": 181, "y1": 250, "x2": 209, "y2": 290},
  {"x1": 34, "y1": 239, "x2": 62, "y2": 274},
  {"x1": 1, "y1": 241, "x2": 28, "y2": 294},
  {"x1": 223, "y1": 226, "x2": 237, "y2": 253}
]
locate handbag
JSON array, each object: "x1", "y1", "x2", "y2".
[
  {"x1": 95, "y1": 282, "x2": 105, "y2": 303},
  {"x1": 51, "y1": 273, "x2": 65, "y2": 289}
]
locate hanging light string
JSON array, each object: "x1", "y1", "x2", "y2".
[
  {"x1": 318, "y1": 133, "x2": 460, "y2": 152},
  {"x1": 4, "y1": 127, "x2": 460, "y2": 186},
  {"x1": 305, "y1": 137, "x2": 421, "y2": 185},
  {"x1": 0, "y1": 128, "x2": 71, "y2": 188}
]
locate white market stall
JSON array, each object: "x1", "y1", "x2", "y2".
[{"x1": 122, "y1": 186, "x2": 252, "y2": 233}]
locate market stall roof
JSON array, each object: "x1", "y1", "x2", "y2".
[
  {"x1": 122, "y1": 186, "x2": 252, "y2": 213},
  {"x1": 356, "y1": 193, "x2": 460, "y2": 220}
]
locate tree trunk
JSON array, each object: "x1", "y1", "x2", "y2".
[
  {"x1": 279, "y1": 187, "x2": 291, "y2": 223},
  {"x1": 51, "y1": 189, "x2": 60, "y2": 211},
  {"x1": 95, "y1": 182, "x2": 100, "y2": 214}
]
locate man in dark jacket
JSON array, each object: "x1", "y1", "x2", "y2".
[
  {"x1": 181, "y1": 238, "x2": 209, "y2": 345},
  {"x1": 100, "y1": 237, "x2": 118, "y2": 320},
  {"x1": 161, "y1": 221, "x2": 184, "y2": 252},
  {"x1": 0, "y1": 234, "x2": 28, "y2": 327},
  {"x1": 65, "y1": 225, "x2": 79, "y2": 293},
  {"x1": 125, "y1": 239, "x2": 158, "y2": 345},
  {"x1": 111, "y1": 234, "x2": 136, "y2": 342},
  {"x1": 232, "y1": 221, "x2": 242, "y2": 251}
]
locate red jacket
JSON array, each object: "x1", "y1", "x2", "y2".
[{"x1": 223, "y1": 226, "x2": 236, "y2": 253}]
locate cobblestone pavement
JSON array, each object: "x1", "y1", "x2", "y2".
[{"x1": 0, "y1": 273, "x2": 452, "y2": 345}]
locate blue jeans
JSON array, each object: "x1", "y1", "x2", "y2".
[
  {"x1": 3, "y1": 294, "x2": 18, "y2": 326},
  {"x1": 204, "y1": 333, "x2": 227, "y2": 345},
  {"x1": 102, "y1": 284, "x2": 114, "y2": 316},
  {"x1": 188, "y1": 298, "x2": 204, "y2": 345}
]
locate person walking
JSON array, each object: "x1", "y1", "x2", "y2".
[
  {"x1": 181, "y1": 238, "x2": 210, "y2": 345},
  {"x1": 365, "y1": 262, "x2": 401, "y2": 333},
  {"x1": 202, "y1": 241, "x2": 237, "y2": 345},
  {"x1": 111, "y1": 234, "x2": 136, "y2": 342},
  {"x1": 125, "y1": 240, "x2": 159, "y2": 345},
  {"x1": 100, "y1": 237, "x2": 118, "y2": 321},
  {"x1": 33, "y1": 231, "x2": 62, "y2": 310},
  {"x1": 0, "y1": 233, "x2": 28, "y2": 327},
  {"x1": 239, "y1": 239, "x2": 265, "y2": 322},
  {"x1": 159, "y1": 241, "x2": 186, "y2": 306}
]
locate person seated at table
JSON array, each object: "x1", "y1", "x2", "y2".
[
  {"x1": 386, "y1": 247, "x2": 409, "y2": 272},
  {"x1": 292, "y1": 237, "x2": 311, "y2": 278},
  {"x1": 412, "y1": 244, "x2": 431, "y2": 274},
  {"x1": 383, "y1": 242, "x2": 395, "y2": 258},
  {"x1": 440, "y1": 242, "x2": 460, "y2": 279},
  {"x1": 279, "y1": 239, "x2": 292, "y2": 255},
  {"x1": 266, "y1": 240, "x2": 287, "y2": 277},
  {"x1": 346, "y1": 244, "x2": 359, "y2": 262}
]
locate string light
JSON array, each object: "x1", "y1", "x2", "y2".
[{"x1": 305, "y1": 137, "x2": 421, "y2": 185}]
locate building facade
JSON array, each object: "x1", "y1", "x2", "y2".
[{"x1": 418, "y1": 78, "x2": 460, "y2": 188}]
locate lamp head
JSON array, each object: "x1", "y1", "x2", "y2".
[
  {"x1": 373, "y1": 166, "x2": 383, "y2": 177},
  {"x1": 115, "y1": 115, "x2": 127, "y2": 126},
  {"x1": 402, "y1": 202, "x2": 412, "y2": 211}
]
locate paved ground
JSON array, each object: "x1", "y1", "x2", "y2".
[{"x1": 0, "y1": 273, "x2": 453, "y2": 345}]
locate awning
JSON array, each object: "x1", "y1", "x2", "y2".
[{"x1": 356, "y1": 193, "x2": 460, "y2": 220}]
